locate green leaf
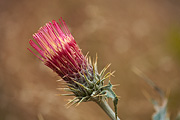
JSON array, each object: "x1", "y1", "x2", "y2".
[
  {"x1": 152, "y1": 99, "x2": 169, "y2": 120},
  {"x1": 101, "y1": 81, "x2": 118, "y2": 119}
]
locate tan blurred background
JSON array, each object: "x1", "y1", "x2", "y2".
[{"x1": 0, "y1": 0, "x2": 180, "y2": 120}]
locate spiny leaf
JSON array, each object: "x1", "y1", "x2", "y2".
[
  {"x1": 94, "y1": 53, "x2": 98, "y2": 72},
  {"x1": 67, "y1": 100, "x2": 79, "y2": 108},
  {"x1": 85, "y1": 67, "x2": 93, "y2": 80},
  {"x1": 92, "y1": 62, "x2": 96, "y2": 81},
  {"x1": 66, "y1": 83, "x2": 76, "y2": 88},
  {"x1": 61, "y1": 94, "x2": 75, "y2": 96},
  {"x1": 68, "y1": 86, "x2": 81, "y2": 92},
  {"x1": 67, "y1": 86, "x2": 84, "y2": 96},
  {"x1": 104, "y1": 71, "x2": 115, "y2": 79},
  {"x1": 72, "y1": 80, "x2": 93, "y2": 95},
  {"x1": 66, "y1": 97, "x2": 79, "y2": 108},
  {"x1": 99, "y1": 64, "x2": 111, "y2": 78},
  {"x1": 98, "y1": 81, "x2": 118, "y2": 119},
  {"x1": 95, "y1": 70, "x2": 114, "y2": 86},
  {"x1": 57, "y1": 87, "x2": 72, "y2": 92},
  {"x1": 76, "y1": 96, "x2": 88, "y2": 107},
  {"x1": 82, "y1": 70, "x2": 93, "y2": 88}
]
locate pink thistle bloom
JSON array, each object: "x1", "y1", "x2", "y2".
[
  {"x1": 28, "y1": 18, "x2": 119, "y2": 119},
  {"x1": 28, "y1": 18, "x2": 92, "y2": 84}
]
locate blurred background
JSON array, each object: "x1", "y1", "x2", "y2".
[{"x1": 0, "y1": 0, "x2": 180, "y2": 120}]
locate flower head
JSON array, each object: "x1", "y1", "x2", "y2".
[
  {"x1": 28, "y1": 18, "x2": 118, "y2": 118},
  {"x1": 28, "y1": 18, "x2": 92, "y2": 84}
]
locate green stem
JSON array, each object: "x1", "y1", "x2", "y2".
[{"x1": 95, "y1": 99, "x2": 120, "y2": 120}]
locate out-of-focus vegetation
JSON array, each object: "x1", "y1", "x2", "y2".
[{"x1": 167, "y1": 26, "x2": 180, "y2": 61}]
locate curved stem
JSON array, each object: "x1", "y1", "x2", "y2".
[{"x1": 95, "y1": 99, "x2": 120, "y2": 120}]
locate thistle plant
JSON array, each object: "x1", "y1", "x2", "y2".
[
  {"x1": 28, "y1": 18, "x2": 120, "y2": 120},
  {"x1": 133, "y1": 68, "x2": 180, "y2": 120}
]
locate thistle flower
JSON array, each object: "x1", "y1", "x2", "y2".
[{"x1": 28, "y1": 18, "x2": 119, "y2": 120}]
